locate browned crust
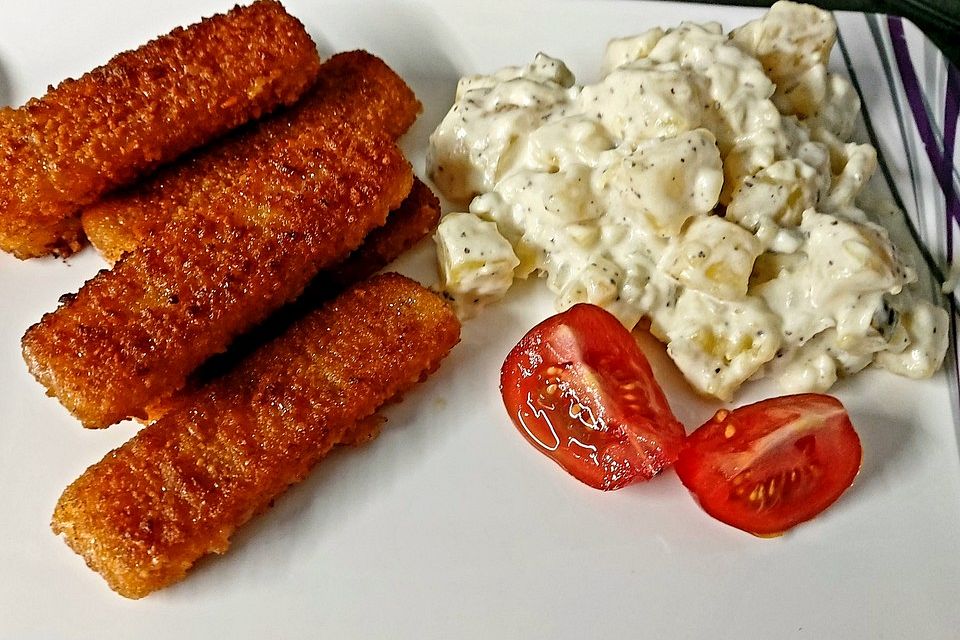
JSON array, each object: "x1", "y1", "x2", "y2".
[
  {"x1": 322, "y1": 177, "x2": 440, "y2": 295},
  {"x1": 82, "y1": 50, "x2": 422, "y2": 264},
  {"x1": 149, "y1": 178, "x2": 441, "y2": 421},
  {"x1": 51, "y1": 273, "x2": 461, "y2": 599},
  {"x1": 0, "y1": 0, "x2": 321, "y2": 258},
  {"x1": 21, "y1": 116, "x2": 413, "y2": 428}
]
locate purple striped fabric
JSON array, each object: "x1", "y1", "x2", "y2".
[
  {"x1": 876, "y1": 15, "x2": 960, "y2": 399},
  {"x1": 886, "y1": 15, "x2": 960, "y2": 262},
  {"x1": 945, "y1": 64, "x2": 960, "y2": 261}
]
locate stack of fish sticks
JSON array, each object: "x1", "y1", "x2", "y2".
[{"x1": 1, "y1": 0, "x2": 459, "y2": 598}]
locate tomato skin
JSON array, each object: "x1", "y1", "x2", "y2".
[
  {"x1": 500, "y1": 304, "x2": 686, "y2": 490},
  {"x1": 676, "y1": 394, "x2": 862, "y2": 536}
]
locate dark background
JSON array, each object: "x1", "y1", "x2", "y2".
[{"x1": 678, "y1": 0, "x2": 959, "y2": 66}]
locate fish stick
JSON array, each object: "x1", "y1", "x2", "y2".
[
  {"x1": 149, "y1": 178, "x2": 441, "y2": 420},
  {"x1": 22, "y1": 117, "x2": 413, "y2": 428},
  {"x1": 81, "y1": 50, "x2": 422, "y2": 264},
  {"x1": 52, "y1": 273, "x2": 461, "y2": 599},
  {"x1": 317, "y1": 177, "x2": 441, "y2": 295},
  {"x1": 0, "y1": 0, "x2": 321, "y2": 258}
]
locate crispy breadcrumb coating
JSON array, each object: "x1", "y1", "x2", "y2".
[
  {"x1": 81, "y1": 50, "x2": 421, "y2": 264},
  {"x1": 321, "y1": 178, "x2": 440, "y2": 294},
  {"x1": 149, "y1": 178, "x2": 441, "y2": 421},
  {"x1": 0, "y1": 0, "x2": 321, "y2": 258},
  {"x1": 52, "y1": 273, "x2": 460, "y2": 599},
  {"x1": 22, "y1": 118, "x2": 412, "y2": 428}
]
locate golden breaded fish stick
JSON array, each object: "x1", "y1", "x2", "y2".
[
  {"x1": 147, "y1": 178, "x2": 441, "y2": 421},
  {"x1": 322, "y1": 178, "x2": 440, "y2": 294},
  {"x1": 22, "y1": 119, "x2": 413, "y2": 429},
  {"x1": 82, "y1": 50, "x2": 422, "y2": 264},
  {"x1": 0, "y1": 0, "x2": 321, "y2": 258},
  {"x1": 52, "y1": 273, "x2": 461, "y2": 599}
]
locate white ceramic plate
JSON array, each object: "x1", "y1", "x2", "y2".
[{"x1": 2, "y1": 1, "x2": 959, "y2": 637}]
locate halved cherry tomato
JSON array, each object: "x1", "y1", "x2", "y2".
[
  {"x1": 675, "y1": 394, "x2": 862, "y2": 536},
  {"x1": 499, "y1": 303, "x2": 686, "y2": 490}
]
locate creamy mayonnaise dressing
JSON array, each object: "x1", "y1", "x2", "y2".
[{"x1": 427, "y1": 0, "x2": 949, "y2": 400}]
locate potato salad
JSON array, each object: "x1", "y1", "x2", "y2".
[{"x1": 427, "y1": 1, "x2": 949, "y2": 400}]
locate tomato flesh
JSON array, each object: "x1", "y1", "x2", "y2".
[
  {"x1": 500, "y1": 304, "x2": 686, "y2": 490},
  {"x1": 675, "y1": 394, "x2": 862, "y2": 536}
]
